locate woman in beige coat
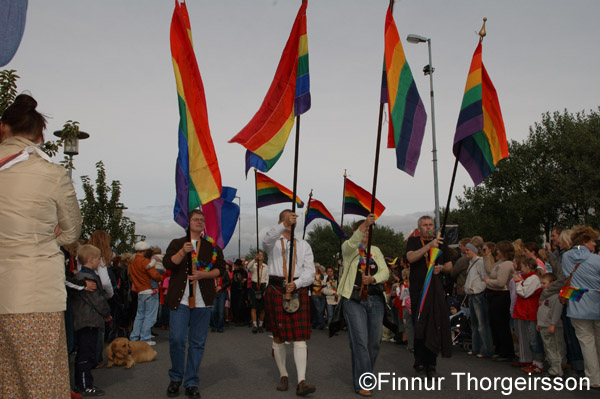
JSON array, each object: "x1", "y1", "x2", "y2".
[{"x1": 0, "y1": 94, "x2": 82, "y2": 398}]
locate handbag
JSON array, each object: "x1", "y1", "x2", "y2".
[
  {"x1": 328, "y1": 299, "x2": 345, "y2": 337},
  {"x1": 559, "y1": 262, "x2": 580, "y2": 305}
]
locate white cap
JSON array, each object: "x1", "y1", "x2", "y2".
[{"x1": 134, "y1": 241, "x2": 151, "y2": 251}]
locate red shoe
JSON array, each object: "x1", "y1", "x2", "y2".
[
  {"x1": 512, "y1": 361, "x2": 531, "y2": 368},
  {"x1": 521, "y1": 365, "x2": 544, "y2": 374},
  {"x1": 70, "y1": 391, "x2": 82, "y2": 399}
]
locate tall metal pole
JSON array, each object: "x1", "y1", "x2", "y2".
[{"x1": 426, "y1": 39, "x2": 441, "y2": 232}]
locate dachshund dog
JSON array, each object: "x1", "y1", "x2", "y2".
[{"x1": 106, "y1": 338, "x2": 157, "y2": 369}]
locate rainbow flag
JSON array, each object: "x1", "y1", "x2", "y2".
[
  {"x1": 382, "y1": 6, "x2": 427, "y2": 176},
  {"x1": 171, "y1": 0, "x2": 222, "y2": 228},
  {"x1": 256, "y1": 172, "x2": 303, "y2": 209},
  {"x1": 229, "y1": 2, "x2": 310, "y2": 175},
  {"x1": 559, "y1": 286, "x2": 588, "y2": 302},
  {"x1": 418, "y1": 247, "x2": 441, "y2": 319},
  {"x1": 203, "y1": 186, "x2": 240, "y2": 249},
  {"x1": 343, "y1": 178, "x2": 385, "y2": 219},
  {"x1": 305, "y1": 198, "x2": 347, "y2": 239},
  {"x1": 453, "y1": 40, "x2": 508, "y2": 185}
]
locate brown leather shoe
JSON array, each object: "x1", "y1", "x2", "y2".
[
  {"x1": 276, "y1": 376, "x2": 288, "y2": 391},
  {"x1": 296, "y1": 380, "x2": 316, "y2": 396},
  {"x1": 357, "y1": 390, "x2": 372, "y2": 397}
]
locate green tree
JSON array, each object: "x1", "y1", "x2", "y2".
[
  {"x1": 447, "y1": 108, "x2": 600, "y2": 241},
  {"x1": 80, "y1": 161, "x2": 140, "y2": 253},
  {"x1": 0, "y1": 69, "x2": 19, "y2": 115},
  {"x1": 306, "y1": 223, "x2": 405, "y2": 267}
]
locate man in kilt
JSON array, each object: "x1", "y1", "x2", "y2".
[
  {"x1": 248, "y1": 250, "x2": 269, "y2": 333},
  {"x1": 263, "y1": 210, "x2": 316, "y2": 396}
]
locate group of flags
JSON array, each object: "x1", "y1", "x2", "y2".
[{"x1": 169, "y1": 0, "x2": 509, "y2": 248}]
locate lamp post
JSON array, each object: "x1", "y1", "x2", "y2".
[
  {"x1": 53, "y1": 129, "x2": 90, "y2": 178},
  {"x1": 235, "y1": 195, "x2": 241, "y2": 259},
  {"x1": 406, "y1": 33, "x2": 441, "y2": 232}
]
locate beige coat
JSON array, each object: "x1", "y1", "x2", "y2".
[{"x1": 0, "y1": 136, "x2": 82, "y2": 314}]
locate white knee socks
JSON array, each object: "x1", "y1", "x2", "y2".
[
  {"x1": 293, "y1": 341, "x2": 307, "y2": 382},
  {"x1": 272, "y1": 342, "x2": 288, "y2": 378}
]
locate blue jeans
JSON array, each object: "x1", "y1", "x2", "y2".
[
  {"x1": 311, "y1": 295, "x2": 326, "y2": 328},
  {"x1": 342, "y1": 295, "x2": 384, "y2": 392},
  {"x1": 169, "y1": 305, "x2": 211, "y2": 388},
  {"x1": 130, "y1": 292, "x2": 159, "y2": 342},
  {"x1": 469, "y1": 292, "x2": 494, "y2": 356},
  {"x1": 211, "y1": 291, "x2": 227, "y2": 332}
]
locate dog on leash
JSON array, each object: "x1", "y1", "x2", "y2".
[{"x1": 106, "y1": 338, "x2": 157, "y2": 369}]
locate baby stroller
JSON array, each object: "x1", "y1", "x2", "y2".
[{"x1": 449, "y1": 297, "x2": 472, "y2": 352}]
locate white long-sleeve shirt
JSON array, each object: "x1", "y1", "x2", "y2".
[{"x1": 262, "y1": 224, "x2": 315, "y2": 289}]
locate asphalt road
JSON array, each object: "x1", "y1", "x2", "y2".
[{"x1": 92, "y1": 324, "x2": 598, "y2": 399}]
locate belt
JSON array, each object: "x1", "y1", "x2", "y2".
[{"x1": 269, "y1": 276, "x2": 298, "y2": 286}]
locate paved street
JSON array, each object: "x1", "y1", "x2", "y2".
[{"x1": 93, "y1": 324, "x2": 597, "y2": 399}]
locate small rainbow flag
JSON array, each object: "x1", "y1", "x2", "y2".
[
  {"x1": 559, "y1": 286, "x2": 588, "y2": 302},
  {"x1": 382, "y1": 6, "x2": 427, "y2": 176},
  {"x1": 202, "y1": 186, "x2": 240, "y2": 250},
  {"x1": 343, "y1": 178, "x2": 385, "y2": 219},
  {"x1": 453, "y1": 40, "x2": 508, "y2": 185},
  {"x1": 256, "y1": 172, "x2": 303, "y2": 209},
  {"x1": 305, "y1": 198, "x2": 347, "y2": 239},
  {"x1": 229, "y1": 2, "x2": 310, "y2": 175},
  {"x1": 418, "y1": 247, "x2": 441, "y2": 318},
  {"x1": 171, "y1": 0, "x2": 222, "y2": 228}
]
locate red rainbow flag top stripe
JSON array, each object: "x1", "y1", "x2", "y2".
[
  {"x1": 256, "y1": 172, "x2": 303, "y2": 209},
  {"x1": 343, "y1": 178, "x2": 385, "y2": 219},
  {"x1": 171, "y1": 0, "x2": 221, "y2": 228},
  {"x1": 229, "y1": 2, "x2": 310, "y2": 175},
  {"x1": 453, "y1": 41, "x2": 508, "y2": 185},
  {"x1": 382, "y1": 6, "x2": 427, "y2": 176},
  {"x1": 305, "y1": 198, "x2": 347, "y2": 239}
]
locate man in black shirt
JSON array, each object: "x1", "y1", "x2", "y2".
[{"x1": 405, "y1": 216, "x2": 452, "y2": 379}]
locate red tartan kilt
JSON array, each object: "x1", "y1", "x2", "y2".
[{"x1": 264, "y1": 284, "x2": 311, "y2": 342}]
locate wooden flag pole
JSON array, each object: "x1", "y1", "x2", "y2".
[
  {"x1": 303, "y1": 189, "x2": 313, "y2": 240},
  {"x1": 254, "y1": 168, "x2": 260, "y2": 255},
  {"x1": 287, "y1": 115, "x2": 301, "y2": 296},
  {"x1": 340, "y1": 170, "x2": 347, "y2": 229}
]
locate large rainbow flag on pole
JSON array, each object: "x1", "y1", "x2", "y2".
[
  {"x1": 453, "y1": 40, "x2": 508, "y2": 185},
  {"x1": 343, "y1": 178, "x2": 385, "y2": 219},
  {"x1": 171, "y1": 0, "x2": 222, "y2": 228},
  {"x1": 256, "y1": 172, "x2": 304, "y2": 209},
  {"x1": 229, "y1": 1, "x2": 310, "y2": 175},
  {"x1": 382, "y1": 6, "x2": 427, "y2": 176},
  {"x1": 305, "y1": 198, "x2": 347, "y2": 239}
]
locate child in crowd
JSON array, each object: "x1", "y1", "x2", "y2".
[
  {"x1": 513, "y1": 255, "x2": 544, "y2": 373},
  {"x1": 399, "y1": 268, "x2": 413, "y2": 351},
  {"x1": 536, "y1": 273, "x2": 566, "y2": 377},
  {"x1": 71, "y1": 245, "x2": 112, "y2": 396}
]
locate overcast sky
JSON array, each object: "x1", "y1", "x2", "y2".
[{"x1": 5, "y1": 0, "x2": 599, "y2": 260}]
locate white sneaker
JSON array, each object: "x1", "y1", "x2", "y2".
[{"x1": 144, "y1": 341, "x2": 157, "y2": 346}]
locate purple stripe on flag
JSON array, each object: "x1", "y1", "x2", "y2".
[{"x1": 402, "y1": 101, "x2": 427, "y2": 176}]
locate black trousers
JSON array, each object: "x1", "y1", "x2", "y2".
[
  {"x1": 75, "y1": 327, "x2": 99, "y2": 390},
  {"x1": 486, "y1": 289, "x2": 515, "y2": 358}
]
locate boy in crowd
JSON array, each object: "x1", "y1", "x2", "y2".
[
  {"x1": 72, "y1": 244, "x2": 112, "y2": 396},
  {"x1": 536, "y1": 272, "x2": 566, "y2": 377}
]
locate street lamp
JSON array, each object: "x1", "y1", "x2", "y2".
[
  {"x1": 53, "y1": 129, "x2": 89, "y2": 178},
  {"x1": 235, "y1": 195, "x2": 241, "y2": 259},
  {"x1": 406, "y1": 33, "x2": 441, "y2": 232}
]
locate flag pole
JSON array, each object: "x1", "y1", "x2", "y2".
[
  {"x1": 440, "y1": 19, "x2": 486, "y2": 237},
  {"x1": 303, "y1": 189, "x2": 313, "y2": 239},
  {"x1": 254, "y1": 168, "x2": 260, "y2": 255},
  {"x1": 288, "y1": 115, "x2": 301, "y2": 289},
  {"x1": 340, "y1": 170, "x2": 347, "y2": 229},
  {"x1": 360, "y1": 0, "x2": 394, "y2": 300}
]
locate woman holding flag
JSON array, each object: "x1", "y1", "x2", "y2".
[
  {"x1": 338, "y1": 214, "x2": 389, "y2": 397},
  {"x1": 405, "y1": 216, "x2": 452, "y2": 379}
]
